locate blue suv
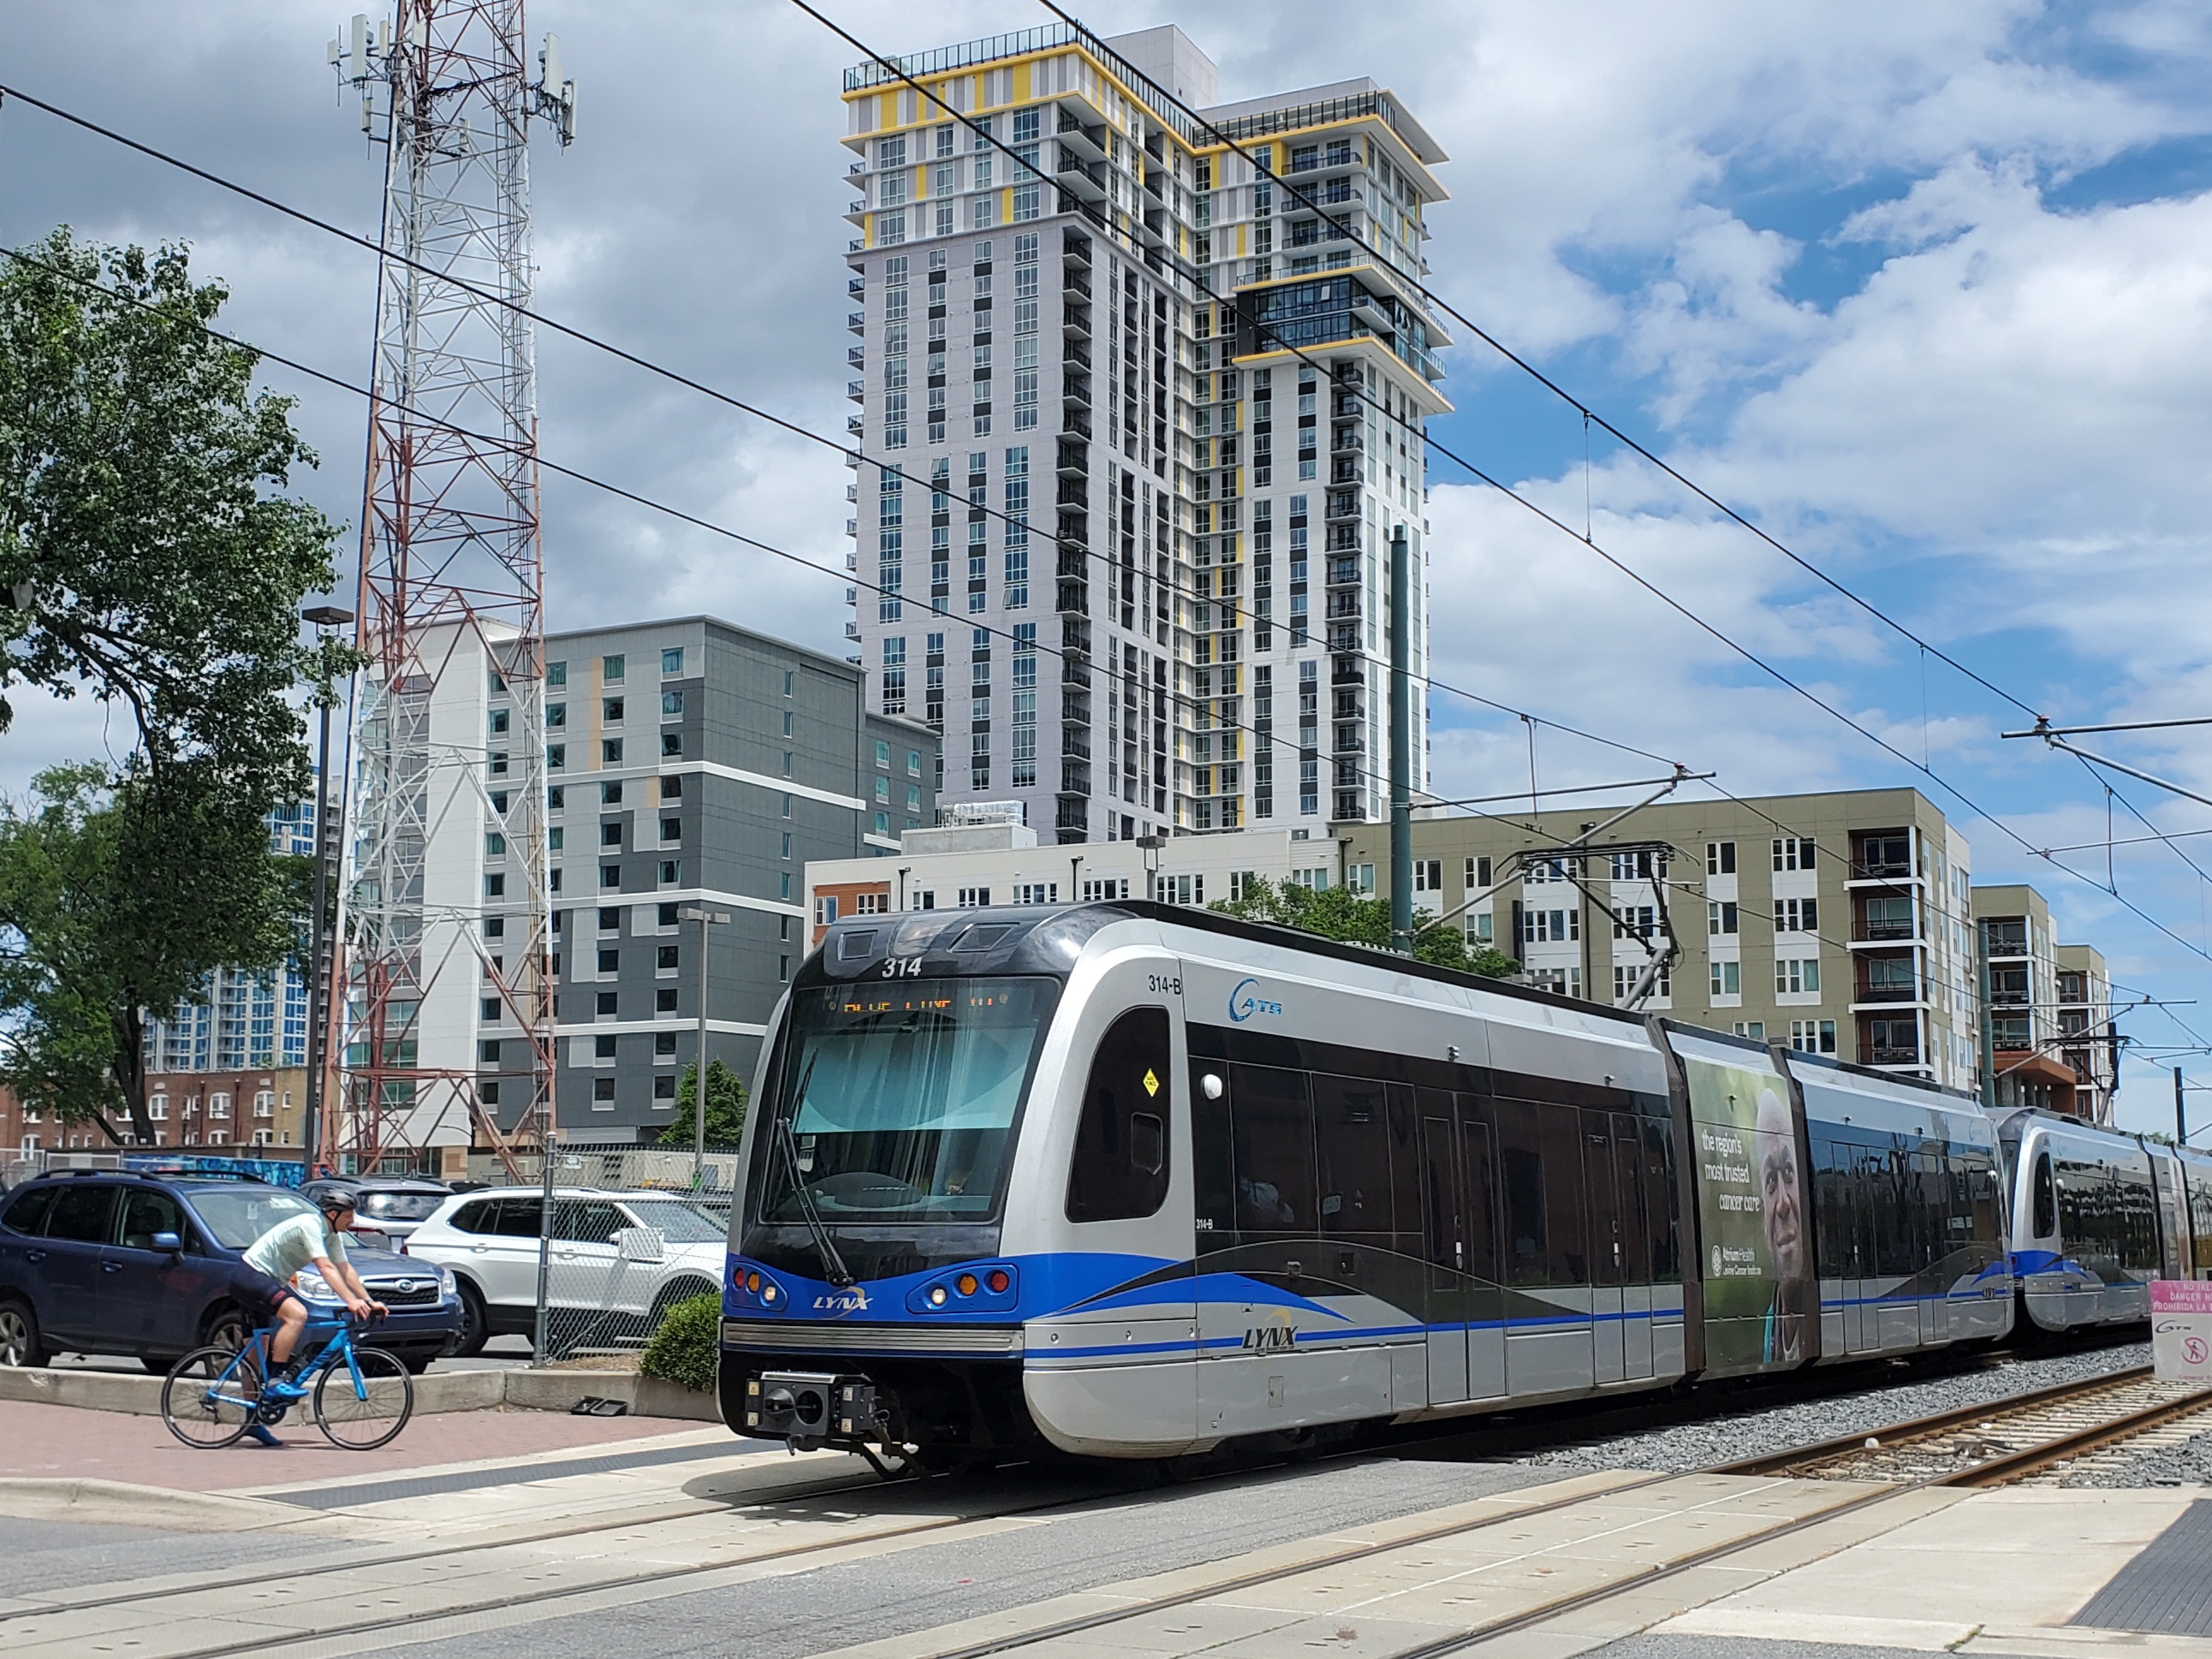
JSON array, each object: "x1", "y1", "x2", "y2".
[{"x1": 0, "y1": 1170, "x2": 463, "y2": 1374}]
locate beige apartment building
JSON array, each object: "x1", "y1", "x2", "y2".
[
  {"x1": 1335, "y1": 788, "x2": 1983, "y2": 1090},
  {"x1": 1970, "y1": 888, "x2": 2118, "y2": 1122}
]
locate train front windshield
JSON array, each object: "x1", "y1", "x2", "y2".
[{"x1": 750, "y1": 977, "x2": 1059, "y2": 1226}]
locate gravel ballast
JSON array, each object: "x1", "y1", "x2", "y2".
[{"x1": 1497, "y1": 1341, "x2": 2151, "y2": 1475}]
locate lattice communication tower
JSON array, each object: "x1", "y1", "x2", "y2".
[{"x1": 325, "y1": 5, "x2": 576, "y2": 1170}]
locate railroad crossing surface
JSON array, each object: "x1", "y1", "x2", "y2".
[{"x1": 4, "y1": 1389, "x2": 2212, "y2": 1659}]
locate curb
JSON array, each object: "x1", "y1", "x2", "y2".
[
  {"x1": 0, "y1": 1476, "x2": 326, "y2": 1531},
  {"x1": 0, "y1": 1364, "x2": 718, "y2": 1421}
]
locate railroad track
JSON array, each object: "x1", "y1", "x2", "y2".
[{"x1": 2, "y1": 1347, "x2": 2185, "y2": 1659}]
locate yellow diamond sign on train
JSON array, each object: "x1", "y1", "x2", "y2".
[{"x1": 1142, "y1": 1068, "x2": 1160, "y2": 1097}]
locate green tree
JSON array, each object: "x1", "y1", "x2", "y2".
[
  {"x1": 0, "y1": 229, "x2": 345, "y2": 796},
  {"x1": 656, "y1": 1058, "x2": 749, "y2": 1148},
  {"x1": 0, "y1": 229, "x2": 345, "y2": 1142},
  {"x1": 1210, "y1": 878, "x2": 1519, "y2": 978},
  {"x1": 0, "y1": 764, "x2": 309, "y2": 1143}
]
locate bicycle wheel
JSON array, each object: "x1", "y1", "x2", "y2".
[
  {"x1": 161, "y1": 1345, "x2": 259, "y2": 1449},
  {"x1": 312, "y1": 1346, "x2": 413, "y2": 1450}
]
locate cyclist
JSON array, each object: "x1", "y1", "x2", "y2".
[{"x1": 229, "y1": 1190, "x2": 386, "y2": 1418}]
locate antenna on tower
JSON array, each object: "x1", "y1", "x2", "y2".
[{"x1": 323, "y1": 3, "x2": 579, "y2": 1178}]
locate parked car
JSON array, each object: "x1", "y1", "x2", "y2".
[
  {"x1": 405, "y1": 1187, "x2": 726, "y2": 1356},
  {"x1": 300, "y1": 1174, "x2": 454, "y2": 1248},
  {"x1": 0, "y1": 1170, "x2": 463, "y2": 1374}
]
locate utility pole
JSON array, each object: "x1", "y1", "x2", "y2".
[
  {"x1": 680, "y1": 906, "x2": 730, "y2": 1179},
  {"x1": 1388, "y1": 525, "x2": 1412, "y2": 955},
  {"x1": 300, "y1": 604, "x2": 354, "y2": 1174},
  {"x1": 2178, "y1": 1066, "x2": 2188, "y2": 1146}
]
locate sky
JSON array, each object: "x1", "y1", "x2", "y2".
[{"x1": 5, "y1": 1, "x2": 2212, "y2": 1132}]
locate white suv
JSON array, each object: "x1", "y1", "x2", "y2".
[{"x1": 406, "y1": 1188, "x2": 725, "y2": 1356}]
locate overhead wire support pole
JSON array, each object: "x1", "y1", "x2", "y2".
[
  {"x1": 2004, "y1": 719, "x2": 2212, "y2": 813},
  {"x1": 1427, "y1": 767, "x2": 1694, "y2": 931},
  {"x1": 1389, "y1": 526, "x2": 1412, "y2": 956}
]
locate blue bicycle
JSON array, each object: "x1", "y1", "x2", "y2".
[{"x1": 161, "y1": 1312, "x2": 415, "y2": 1450}]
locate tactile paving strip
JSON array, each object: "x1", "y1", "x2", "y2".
[{"x1": 2072, "y1": 1500, "x2": 2212, "y2": 1636}]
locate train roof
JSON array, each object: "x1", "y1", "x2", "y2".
[{"x1": 809, "y1": 901, "x2": 1973, "y2": 1104}]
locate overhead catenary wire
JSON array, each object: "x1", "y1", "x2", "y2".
[
  {"x1": 0, "y1": 77, "x2": 1681, "y2": 782},
  {"x1": 0, "y1": 241, "x2": 1430, "y2": 830},
  {"x1": 10, "y1": 71, "x2": 2206, "y2": 993},
  {"x1": 1026, "y1": 0, "x2": 2045, "y2": 725}
]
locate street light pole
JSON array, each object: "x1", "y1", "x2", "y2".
[
  {"x1": 300, "y1": 604, "x2": 354, "y2": 1175},
  {"x1": 679, "y1": 905, "x2": 730, "y2": 1180}
]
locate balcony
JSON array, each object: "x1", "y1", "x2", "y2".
[
  {"x1": 1327, "y1": 592, "x2": 1364, "y2": 620},
  {"x1": 1061, "y1": 374, "x2": 1092, "y2": 408},
  {"x1": 1056, "y1": 440, "x2": 1088, "y2": 477},
  {"x1": 1861, "y1": 1044, "x2": 1922, "y2": 1067},
  {"x1": 1063, "y1": 267, "x2": 1092, "y2": 300},
  {"x1": 1852, "y1": 978, "x2": 1925, "y2": 1006},
  {"x1": 1331, "y1": 457, "x2": 1360, "y2": 485},
  {"x1": 1332, "y1": 426, "x2": 1363, "y2": 455},
  {"x1": 1060, "y1": 411, "x2": 1092, "y2": 441},
  {"x1": 847, "y1": 345, "x2": 865, "y2": 368},
  {"x1": 1326, "y1": 488, "x2": 1360, "y2": 520},
  {"x1": 847, "y1": 414, "x2": 864, "y2": 436},
  {"x1": 847, "y1": 311, "x2": 865, "y2": 334},
  {"x1": 1061, "y1": 228, "x2": 1092, "y2": 265},
  {"x1": 1056, "y1": 152, "x2": 1107, "y2": 202},
  {"x1": 1855, "y1": 919, "x2": 1917, "y2": 943},
  {"x1": 1062, "y1": 301, "x2": 1091, "y2": 336},
  {"x1": 1063, "y1": 340, "x2": 1092, "y2": 371},
  {"x1": 847, "y1": 239, "x2": 863, "y2": 253},
  {"x1": 847, "y1": 276, "x2": 865, "y2": 298},
  {"x1": 1056, "y1": 109, "x2": 1107, "y2": 160},
  {"x1": 847, "y1": 379, "x2": 865, "y2": 402}
]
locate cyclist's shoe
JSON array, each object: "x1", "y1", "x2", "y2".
[
  {"x1": 242, "y1": 1424, "x2": 284, "y2": 1448},
  {"x1": 263, "y1": 1376, "x2": 312, "y2": 1400}
]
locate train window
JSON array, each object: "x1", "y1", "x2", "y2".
[
  {"x1": 1495, "y1": 1098, "x2": 1548, "y2": 1286},
  {"x1": 1227, "y1": 1064, "x2": 1317, "y2": 1234},
  {"x1": 1191, "y1": 1061, "x2": 1236, "y2": 1250},
  {"x1": 2032, "y1": 1153, "x2": 2055, "y2": 1237},
  {"x1": 1314, "y1": 1074, "x2": 1393, "y2": 1233},
  {"x1": 1065, "y1": 1008, "x2": 1173, "y2": 1223},
  {"x1": 1811, "y1": 1138, "x2": 1849, "y2": 1278},
  {"x1": 1543, "y1": 1108, "x2": 1590, "y2": 1281}
]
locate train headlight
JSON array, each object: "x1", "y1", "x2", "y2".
[{"x1": 928, "y1": 1286, "x2": 948, "y2": 1306}]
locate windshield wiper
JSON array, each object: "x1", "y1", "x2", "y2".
[{"x1": 776, "y1": 1055, "x2": 853, "y2": 1288}]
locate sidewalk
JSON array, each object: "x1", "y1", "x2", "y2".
[{"x1": 0, "y1": 1395, "x2": 714, "y2": 1492}]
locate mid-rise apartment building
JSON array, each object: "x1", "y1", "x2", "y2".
[
  {"x1": 142, "y1": 801, "x2": 319, "y2": 1073},
  {"x1": 533, "y1": 618, "x2": 938, "y2": 1144},
  {"x1": 1971, "y1": 888, "x2": 2116, "y2": 1121},
  {"x1": 1339, "y1": 789, "x2": 1983, "y2": 1090},
  {"x1": 2054, "y1": 944, "x2": 2118, "y2": 1123},
  {"x1": 841, "y1": 22, "x2": 1447, "y2": 843}
]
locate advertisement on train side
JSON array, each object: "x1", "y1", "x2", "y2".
[{"x1": 1681, "y1": 1051, "x2": 1811, "y2": 1375}]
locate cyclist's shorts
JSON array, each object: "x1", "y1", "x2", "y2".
[{"x1": 226, "y1": 1263, "x2": 300, "y2": 1320}]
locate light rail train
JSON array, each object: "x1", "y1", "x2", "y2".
[{"x1": 716, "y1": 902, "x2": 2206, "y2": 1463}]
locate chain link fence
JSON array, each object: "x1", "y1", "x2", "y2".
[{"x1": 453, "y1": 1139, "x2": 742, "y2": 1363}]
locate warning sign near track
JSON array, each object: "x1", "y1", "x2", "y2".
[{"x1": 2150, "y1": 1281, "x2": 2212, "y2": 1382}]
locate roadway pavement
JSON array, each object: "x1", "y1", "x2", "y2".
[{"x1": 1, "y1": 1409, "x2": 2206, "y2": 1658}]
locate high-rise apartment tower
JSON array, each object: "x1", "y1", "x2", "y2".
[{"x1": 841, "y1": 23, "x2": 1448, "y2": 841}]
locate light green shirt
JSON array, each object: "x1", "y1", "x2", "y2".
[{"x1": 244, "y1": 1211, "x2": 350, "y2": 1281}]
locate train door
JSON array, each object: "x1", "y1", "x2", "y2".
[
  {"x1": 1915, "y1": 1151, "x2": 1945, "y2": 1345},
  {"x1": 1833, "y1": 1143, "x2": 1868, "y2": 1354},
  {"x1": 1614, "y1": 1113, "x2": 1654, "y2": 1380},
  {"x1": 1418, "y1": 1096, "x2": 1470, "y2": 1405},
  {"x1": 1458, "y1": 1101, "x2": 1506, "y2": 1399},
  {"x1": 1585, "y1": 1110, "x2": 1626, "y2": 1385}
]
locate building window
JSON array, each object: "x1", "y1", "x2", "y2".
[
  {"x1": 547, "y1": 661, "x2": 566, "y2": 687},
  {"x1": 1708, "y1": 901, "x2": 1739, "y2": 936},
  {"x1": 485, "y1": 873, "x2": 505, "y2": 898},
  {"x1": 601, "y1": 865, "x2": 621, "y2": 889},
  {"x1": 656, "y1": 987, "x2": 678, "y2": 1013},
  {"x1": 1710, "y1": 960, "x2": 1741, "y2": 998},
  {"x1": 603, "y1": 738, "x2": 623, "y2": 764},
  {"x1": 662, "y1": 818, "x2": 681, "y2": 843},
  {"x1": 597, "y1": 948, "x2": 619, "y2": 974},
  {"x1": 662, "y1": 647, "x2": 684, "y2": 675},
  {"x1": 595, "y1": 990, "x2": 617, "y2": 1016},
  {"x1": 956, "y1": 886, "x2": 990, "y2": 907},
  {"x1": 604, "y1": 653, "x2": 625, "y2": 681},
  {"x1": 815, "y1": 895, "x2": 839, "y2": 925},
  {"x1": 1789, "y1": 1019, "x2": 1838, "y2": 1055},
  {"x1": 1772, "y1": 836, "x2": 1816, "y2": 871},
  {"x1": 1776, "y1": 956, "x2": 1822, "y2": 995},
  {"x1": 1775, "y1": 897, "x2": 1818, "y2": 933},
  {"x1": 592, "y1": 1078, "x2": 615, "y2": 1106},
  {"x1": 604, "y1": 696, "x2": 625, "y2": 722},
  {"x1": 652, "y1": 1074, "x2": 676, "y2": 1104},
  {"x1": 659, "y1": 860, "x2": 681, "y2": 884},
  {"x1": 1706, "y1": 841, "x2": 1736, "y2": 876}
]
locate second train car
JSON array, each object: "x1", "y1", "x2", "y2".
[{"x1": 719, "y1": 901, "x2": 2016, "y2": 1463}]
